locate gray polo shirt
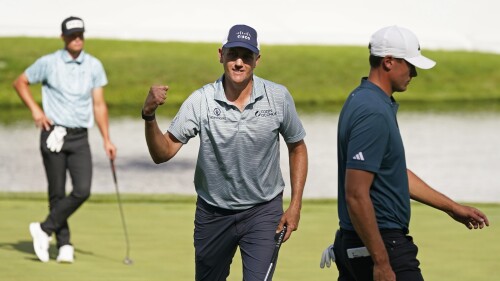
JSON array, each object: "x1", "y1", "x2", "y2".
[
  {"x1": 168, "y1": 75, "x2": 306, "y2": 210},
  {"x1": 25, "y1": 49, "x2": 108, "y2": 128},
  {"x1": 337, "y1": 78, "x2": 410, "y2": 233}
]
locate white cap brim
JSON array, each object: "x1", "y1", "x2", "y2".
[{"x1": 405, "y1": 55, "x2": 436, "y2": 69}]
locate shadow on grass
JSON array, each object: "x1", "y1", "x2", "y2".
[
  {"x1": 0, "y1": 240, "x2": 124, "y2": 263},
  {"x1": 0, "y1": 240, "x2": 51, "y2": 262},
  {"x1": 0, "y1": 240, "x2": 33, "y2": 255}
]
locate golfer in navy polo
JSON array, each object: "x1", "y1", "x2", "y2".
[
  {"x1": 142, "y1": 24, "x2": 308, "y2": 281},
  {"x1": 321, "y1": 26, "x2": 489, "y2": 281}
]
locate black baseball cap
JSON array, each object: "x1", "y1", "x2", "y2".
[{"x1": 61, "y1": 16, "x2": 85, "y2": 36}]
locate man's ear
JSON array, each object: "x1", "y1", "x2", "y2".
[
  {"x1": 218, "y1": 48, "x2": 223, "y2": 63},
  {"x1": 382, "y1": 56, "x2": 393, "y2": 71},
  {"x1": 254, "y1": 54, "x2": 261, "y2": 68}
]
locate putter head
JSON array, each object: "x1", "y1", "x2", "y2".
[{"x1": 123, "y1": 257, "x2": 133, "y2": 265}]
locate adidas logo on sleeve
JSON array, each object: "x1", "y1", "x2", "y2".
[{"x1": 353, "y1": 152, "x2": 365, "y2": 161}]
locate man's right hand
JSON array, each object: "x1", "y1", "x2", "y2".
[
  {"x1": 373, "y1": 263, "x2": 396, "y2": 281},
  {"x1": 143, "y1": 85, "x2": 169, "y2": 115},
  {"x1": 32, "y1": 108, "x2": 52, "y2": 131}
]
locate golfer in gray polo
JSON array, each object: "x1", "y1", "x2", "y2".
[{"x1": 142, "y1": 24, "x2": 308, "y2": 280}]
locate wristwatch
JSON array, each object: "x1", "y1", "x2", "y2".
[{"x1": 141, "y1": 110, "x2": 155, "y2": 121}]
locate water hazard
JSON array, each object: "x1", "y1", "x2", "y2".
[{"x1": 1, "y1": 113, "x2": 499, "y2": 203}]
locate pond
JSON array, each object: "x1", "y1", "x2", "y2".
[{"x1": 1, "y1": 112, "x2": 499, "y2": 203}]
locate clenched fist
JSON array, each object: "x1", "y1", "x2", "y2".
[{"x1": 143, "y1": 85, "x2": 169, "y2": 115}]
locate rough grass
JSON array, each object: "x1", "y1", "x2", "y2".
[{"x1": 1, "y1": 37, "x2": 500, "y2": 123}]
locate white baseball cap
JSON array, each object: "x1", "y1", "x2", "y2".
[{"x1": 369, "y1": 25, "x2": 436, "y2": 69}]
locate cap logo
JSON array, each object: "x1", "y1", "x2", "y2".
[
  {"x1": 65, "y1": 19, "x2": 84, "y2": 30},
  {"x1": 236, "y1": 31, "x2": 252, "y2": 41}
]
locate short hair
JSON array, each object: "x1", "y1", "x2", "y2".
[{"x1": 369, "y1": 55, "x2": 383, "y2": 68}]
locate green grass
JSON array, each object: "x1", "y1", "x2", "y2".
[
  {"x1": 1, "y1": 37, "x2": 500, "y2": 124},
  {"x1": 0, "y1": 193, "x2": 498, "y2": 281}
]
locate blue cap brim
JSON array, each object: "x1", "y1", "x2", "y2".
[{"x1": 223, "y1": 42, "x2": 259, "y2": 54}]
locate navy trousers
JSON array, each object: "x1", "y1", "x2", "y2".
[{"x1": 194, "y1": 194, "x2": 283, "y2": 281}]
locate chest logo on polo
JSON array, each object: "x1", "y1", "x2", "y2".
[
  {"x1": 353, "y1": 152, "x2": 365, "y2": 161},
  {"x1": 255, "y1": 109, "x2": 277, "y2": 118},
  {"x1": 209, "y1": 107, "x2": 227, "y2": 120}
]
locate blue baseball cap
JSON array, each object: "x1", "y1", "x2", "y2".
[{"x1": 222, "y1": 24, "x2": 260, "y2": 54}]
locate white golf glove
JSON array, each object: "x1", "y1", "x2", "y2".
[
  {"x1": 320, "y1": 244, "x2": 335, "y2": 269},
  {"x1": 46, "y1": 126, "x2": 67, "y2": 153}
]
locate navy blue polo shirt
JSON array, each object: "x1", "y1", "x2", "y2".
[{"x1": 337, "y1": 78, "x2": 410, "y2": 233}]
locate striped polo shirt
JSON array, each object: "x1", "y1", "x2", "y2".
[
  {"x1": 168, "y1": 75, "x2": 306, "y2": 210},
  {"x1": 25, "y1": 49, "x2": 108, "y2": 128}
]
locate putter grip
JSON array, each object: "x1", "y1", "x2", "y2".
[
  {"x1": 275, "y1": 225, "x2": 287, "y2": 247},
  {"x1": 264, "y1": 226, "x2": 288, "y2": 281}
]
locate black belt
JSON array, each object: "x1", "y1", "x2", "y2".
[
  {"x1": 196, "y1": 193, "x2": 282, "y2": 216},
  {"x1": 339, "y1": 228, "x2": 405, "y2": 236},
  {"x1": 197, "y1": 197, "x2": 247, "y2": 215},
  {"x1": 66, "y1": 127, "x2": 87, "y2": 133},
  {"x1": 51, "y1": 125, "x2": 87, "y2": 133}
]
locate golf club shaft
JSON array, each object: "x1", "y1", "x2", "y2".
[
  {"x1": 263, "y1": 225, "x2": 287, "y2": 281},
  {"x1": 110, "y1": 159, "x2": 131, "y2": 259}
]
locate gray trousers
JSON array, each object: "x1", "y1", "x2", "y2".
[
  {"x1": 194, "y1": 194, "x2": 283, "y2": 281},
  {"x1": 39, "y1": 127, "x2": 92, "y2": 248}
]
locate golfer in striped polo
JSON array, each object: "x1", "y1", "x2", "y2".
[{"x1": 142, "y1": 24, "x2": 308, "y2": 280}]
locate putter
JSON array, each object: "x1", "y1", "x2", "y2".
[
  {"x1": 110, "y1": 159, "x2": 133, "y2": 265},
  {"x1": 263, "y1": 225, "x2": 287, "y2": 281}
]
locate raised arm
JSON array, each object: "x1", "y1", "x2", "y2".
[
  {"x1": 143, "y1": 85, "x2": 183, "y2": 164},
  {"x1": 408, "y1": 169, "x2": 489, "y2": 229}
]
